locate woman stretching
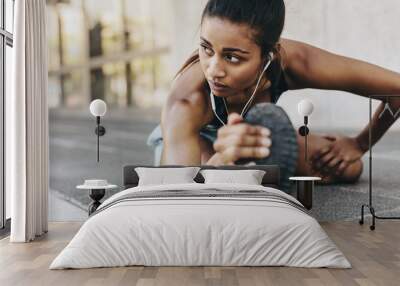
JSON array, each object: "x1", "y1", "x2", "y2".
[{"x1": 148, "y1": 0, "x2": 400, "y2": 191}]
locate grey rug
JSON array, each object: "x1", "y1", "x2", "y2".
[{"x1": 288, "y1": 152, "x2": 400, "y2": 222}]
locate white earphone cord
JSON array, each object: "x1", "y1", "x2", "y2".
[
  {"x1": 213, "y1": 103, "x2": 228, "y2": 127},
  {"x1": 239, "y1": 57, "x2": 273, "y2": 118}
]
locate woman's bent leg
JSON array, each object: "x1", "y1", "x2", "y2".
[
  {"x1": 243, "y1": 103, "x2": 363, "y2": 189},
  {"x1": 295, "y1": 133, "x2": 363, "y2": 184}
]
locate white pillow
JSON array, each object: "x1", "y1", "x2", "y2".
[
  {"x1": 135, "y1": 167, "x2": 200, "y2": 186},
  {"x1": 200, "y1": 169, "x2": 266, "y2": 185}
]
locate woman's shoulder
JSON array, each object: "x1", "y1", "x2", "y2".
[
  {"x1": 164, "y1": 59, "x2": 213, "y2": 126},
  {"x1": 171, "y1": 58, "x2": 208, "y2": 100},
  {"x1": 278, "y1": 38, "x2": 311, "y2": 89},
  {"x1": 278, "y1": 38, "x2": 307, "y2": 70}
]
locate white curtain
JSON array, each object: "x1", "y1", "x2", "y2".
[{"x1": 6, "y1": 0, "x2": 49, "y2": 242}]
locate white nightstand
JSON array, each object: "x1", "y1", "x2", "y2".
[
  {"x1": 289, "y1": 177, "x2": 321, "y2": 210},
  {"x1": 77, "y1": 180, "x2": 118, "y2": 215}
]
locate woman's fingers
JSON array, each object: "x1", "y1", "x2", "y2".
[
  {"x1": 321, "y1": 156, "x2": 343, "y2": 174},
  {"x1": 311, "y1": 146, "x2": 333, "y2": 172},
  {"x1": 227, "y1": 113, "x2": 244, "y2": 125},
  {"x1": 312, "y1": 152, "x2": 332, "y2": 171},
  {"x1": 318, "y1": 151, "x2": 337, "y2": 169},
  {"x1": 326, "y1": 156, "x2": 342, "y2": 169},
  {"x1": 335, "y1": 161, "x2": 349, "y2": 176},
  {"x1": 218, "y1": 123, "x2": 270, "y2": 138},
  {"x1": 311, "y1": 145, "x2": 332, "y2": 162},
  {"x1": 214, "y1": 120, "x2": 272, "y2": 163},
  {"x1": 322, "y1": 134, "x2": 338, "y2": 142},
  {"x1": 314, "y1": 152, "x2": 350, "y2": 177},
  {"x1": 214, "y1": 134, "x2": 271, "y2": 153},
  {"x1": 221, "y1": 146, "x2": 271, "y2": 163}
]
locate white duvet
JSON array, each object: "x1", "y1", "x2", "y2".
[{"x1": 50, "y1": 183, "x2": 351, "y2": 269}]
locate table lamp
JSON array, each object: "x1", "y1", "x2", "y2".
[{"x1": 89, "y1": 99, "x2": 107, "y2": 162}]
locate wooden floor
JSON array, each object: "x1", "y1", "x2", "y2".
[{"x1": 0, "y1": 221, "x2": 399, "y2": 286}]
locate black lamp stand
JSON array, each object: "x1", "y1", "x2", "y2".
[
  {"x1": 298, "y1": 116, "x2": 310, "y2": 162},
  {"x1": 95, "y1": 116, "x2": 106, "y2": 162},
  {"x1": 88, "y1": 189, "x2": 106, "y2": 215},
  {"x1": 294, "y1": 115, "x2": 315, "y2": 210}
]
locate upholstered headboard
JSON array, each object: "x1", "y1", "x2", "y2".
[{"x1": 123, "y1": 165, "x2": 280, "y2": 189}]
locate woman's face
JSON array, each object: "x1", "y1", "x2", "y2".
[{"x1": 199, "y1": 16, "x2": 265, "y2": 100}]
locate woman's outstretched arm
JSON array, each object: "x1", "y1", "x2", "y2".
[
  {"x1": 281, "y1": 38, "x2": 400, "y2": 175},
  {"x1": 281, "y1": 38, "x2": 400, "y2": 96}
]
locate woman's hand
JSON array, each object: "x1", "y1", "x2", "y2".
[
  {"x1": 311, "y1": 134, "x2": 364, "y2": 177},
  {"x1": 212, "y1": 113, "x2": 272, "y2": 165}
]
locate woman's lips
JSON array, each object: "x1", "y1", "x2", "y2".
[{"x1": 209, "y1": 80, "x2": 229, "y2": 92}]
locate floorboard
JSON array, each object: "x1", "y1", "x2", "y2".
[{"x1": 0, "y1": 222, "x2": 399, "y2": 286}]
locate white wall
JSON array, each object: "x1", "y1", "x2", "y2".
[
  {"x1": 169, "y1": 0, "x2": 208, "y2": 72},
  {"x1": 280, "y1": 0, "x2": 400, "y2": 130},
  {"x1": 171, "y1": 0, "x2": 400, "y2": 131}
]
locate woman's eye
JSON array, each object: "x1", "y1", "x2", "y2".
[
  {"x1": 201, "y1": 45, "x2": 213, "y2": 56},
  {"x1": 225, "y1": 54, "x2": 240, "y2": 63}
]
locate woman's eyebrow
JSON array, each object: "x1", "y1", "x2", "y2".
[{"x1": 200, "y1": 37, "x2": 250, "y2": 54}]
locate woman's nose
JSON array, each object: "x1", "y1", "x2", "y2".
[{"x1": 207, "y1": 57, "x2": 226, "y2": 79}]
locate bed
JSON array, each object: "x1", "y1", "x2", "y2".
[{"x1": 50, "y1": 165, "x2": 350, "y2": 269}]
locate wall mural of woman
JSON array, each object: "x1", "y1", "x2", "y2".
[
  {"x1": 148, "y1": 0, "x2": 400, "y2": 192},
  {"x1": 47, "y1": 0, "x2": 400, "y2": 221}
]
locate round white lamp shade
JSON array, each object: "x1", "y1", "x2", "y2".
[
  {"x1": 90, "y1": 99, "x2": 107, "y2": 117},
  {"x1": 298, "y1": 99, "x2": 314, "y2": 116}
]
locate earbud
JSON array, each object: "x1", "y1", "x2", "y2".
[{"x1": 262, "y1": 52, "x2": 274, "y2": 73}]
